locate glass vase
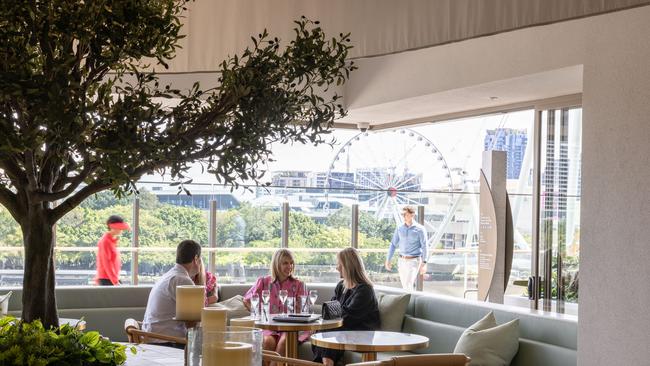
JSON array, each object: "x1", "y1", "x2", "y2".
[{"x1": 187, "y1": 326, "x2": 262, "y2": 366}]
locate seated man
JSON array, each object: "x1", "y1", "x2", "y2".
[{"x1": 142, "y1": 240, "x2": 202, "y2": 343}]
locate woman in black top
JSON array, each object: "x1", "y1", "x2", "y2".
[{"x1": 313, "y1": 248, "x2": 380, "y2": 366}]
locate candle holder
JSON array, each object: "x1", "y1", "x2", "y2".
[{"x1": 187, "y1": 326, "x2": 262, "y2": 366}]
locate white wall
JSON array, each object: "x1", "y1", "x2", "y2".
[
  {"x1": 346, "y1": 6, "x2": 650, "y2": 365},
  {"x1": 580, "y1": 8, "x2": 650, "y2": 365}
]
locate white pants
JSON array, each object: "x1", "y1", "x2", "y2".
[{"x1": 398, "y1": 257, "x2": 420, "y2": 290}]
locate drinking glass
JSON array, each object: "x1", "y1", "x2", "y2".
[
  {"x1": 261, "y1": 290, "x2": 270, "y2": 321},
  {"x1": 299, "y1": 294, "x2": 308, "y2": 314},
  {"x1": 250, "y1": 294, "x2": 260, "y2": 320},
  {"x1": 309, "y1": 290, "x2": 318, "y2": 314},
  {"x1": 278, "y1": 289, "x2": 288, "y2": 315}
]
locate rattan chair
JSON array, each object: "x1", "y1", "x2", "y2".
[
  {"x1": 124, "y1": 318, "x2": 187, "y2": 345},
  {"x1": 262, "y1": 350, "x2": 322, "y2": 366},
  {"x1": 348, "y1": 354, "x2": 471, "y2": 366}
]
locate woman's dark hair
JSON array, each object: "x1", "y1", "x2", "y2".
[{"x1": 176, "y1": 240, "x2": 201, "y2": 264}]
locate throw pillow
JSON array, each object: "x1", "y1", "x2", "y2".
[
  {"x1": 377, "y1": 293, "x2": 410, "y2": 331},
  {"x1": 453, "y1": 311, "x2": 519, "y2": 366},
  {"x1": 211, "y1": 295, "x2": 251, "y2": 320}
]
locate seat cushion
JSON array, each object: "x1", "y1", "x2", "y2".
[
  {"x1": 213, "y1": 295, "x2": 250, "y2": 320},
  {"x1": 377, "y1": 293, "x2": 410, "y2": 331},
  {"x1": 453, "y1": 312, "x2": 519, "y2": 366}
]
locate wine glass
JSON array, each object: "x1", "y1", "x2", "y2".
[
  {"x1": 299, "y1": 292, "x2": 309, "y2": 314},
  {"x1": 261, "y1": 290, "x2": 270, "y2": 321},
  {"x1": 251, "y1": 294, "x2": 260, "y2": 320},
  {"x1": 278, "y1": 289, "x2": 288, "y2": 315},
  {"x1": 309, "y1": 290, "x2": 318, "y2": 314}
]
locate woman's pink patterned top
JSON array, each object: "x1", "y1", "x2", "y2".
[
  {"x1": 244, "y1": 275, "x2": 310, "y2": 342},
  {"x1": 204, "y1": 271, "x2": 217, "y2": 306}
]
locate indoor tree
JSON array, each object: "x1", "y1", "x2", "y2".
[{"x1": 0, "y1": 1, "x2": 355, "y2": 327}]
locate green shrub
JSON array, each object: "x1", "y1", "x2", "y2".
[{"x1": 0, "y1": 317, "x2": 134, "y2": 365}]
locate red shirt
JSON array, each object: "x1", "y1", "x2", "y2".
[{"x1": 95, "y1": 233, "x2": 120, "y2": 285}]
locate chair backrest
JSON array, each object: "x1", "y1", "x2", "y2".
[
  {"x1": 262, "y1": 350, "x2": 322, "y2": 366},
  {"x1": 391, "y1": 354, "x2": 470, "y2": 366},
  {"x1": 123, "y1": 318, "x2": 187, "y2": 345},
  {"x1": 351, "y1": 354, "x2": 471, "y2": 366},
  {"x1": 124, "y1": 318, "x2": 140, "y2": 343}
]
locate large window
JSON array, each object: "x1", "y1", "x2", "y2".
[{"x1": 0, "y1": 105, "x2": 581, "y2": 315}]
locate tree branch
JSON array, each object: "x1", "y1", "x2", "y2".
[
  {"x1": 23, "y1": 150, "x2": 39, "y2": 190},
  {"x1": 33, "y1": 162, "x2": 96, "y2": 203},
  {"x1": 0, "y1": 156, "x2": 27, "y2": 186},
  {"x1": 0, "y1": 185, "x2": 23, "y2": 222},
  {"x1": 50, "y1": 181, "x2": 113, "y2": 222}
]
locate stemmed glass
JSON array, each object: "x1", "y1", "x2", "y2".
[
  {"x1": 261, "y1": 290, "x2": 270, "y2": 321},
  {"x1": 278, "y1": 289, "x2": 289, "y2": 315},
  {"x1": 299, "y1": 289, "x2": 309, "y2": 314},
  {"x1": 309, "y1": 290, "x2": 318, "y2": 315},
  {"x1": 251, "y1": 294, "x2": 260, "y2": 320}
]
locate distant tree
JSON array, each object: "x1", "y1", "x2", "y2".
[
  {"x1": 80, "y1": 189, "x2": 159, "y2": 210},
  {"x1": 0, "y1": 0, "x2": 354, "y2": 326},
  {"x1": 327, "y1": 207, "x2": 395, "y2": 241}
]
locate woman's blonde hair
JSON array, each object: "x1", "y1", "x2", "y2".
[
  {"x1": 337, "y1": 248, "x2": 372, "y2": 289},
  {"x1": 271, "y1": 249, "x2": 295, "y2": 281}
]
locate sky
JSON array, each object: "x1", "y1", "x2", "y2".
[{"x1": 143, "y1": 109, "x2": 535, "y2": 191}]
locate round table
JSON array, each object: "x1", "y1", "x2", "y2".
[
  {"x1": 255, "y1": 317, "x2": 343, "y2": 359},
  {"x1": 310, "y1": 330, "x2": 429, "y2": 362},
  {"x1": 123, "y1": 344, "x2": 184, "y2": 366}
]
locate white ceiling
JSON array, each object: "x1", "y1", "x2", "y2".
[{"x1": 337, "y1": 65, "x2": 583, "y2": 128}]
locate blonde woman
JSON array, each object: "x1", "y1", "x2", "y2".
[
  {"x1": 244, "y1": 249, "x2": 307, "y2": 357},
  {"x1": 312, "y1": 248, "x2": 380, "y2": 366}
]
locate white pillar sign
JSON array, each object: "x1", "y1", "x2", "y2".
[{"x1": 478, "y1": 151, "x2": 514, "y2": 303}]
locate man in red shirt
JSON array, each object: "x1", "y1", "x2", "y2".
[{"x1": 95, "y1": 215, "x2": 130, "y2": 286}]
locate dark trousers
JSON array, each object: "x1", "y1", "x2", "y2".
[
  {"x1": 312, "y1": 345, "x2": 344, "y2": 364},
  {"x1": 97, "y1": 278, "x2": 114, "y2": 286}
]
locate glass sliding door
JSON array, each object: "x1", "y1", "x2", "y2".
[{"x1": 536, "y1": 107, "x2": 582, "y2": 314}]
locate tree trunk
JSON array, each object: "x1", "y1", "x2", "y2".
[{"x1": 21, "y1": 207, "x2": 59, "y2": 328}]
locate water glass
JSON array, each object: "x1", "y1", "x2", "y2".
[
  {"x1": 286, "y1": 297, "x2": 295, "y2": 314},
  {"x1": 309, "y1": 290, "x2": 318, "y2": 314},
  {"x1": 299, "y1": 295, "x2": 308, "y2": 314},
  {"x1": 250, "y1": 294, "x2": 260, "y2": 320},
  {"x1": 261, "y1": 290, "x2": 270, "y2": 321},
  {"x1": 278, "y1": 289, "x2": 288, "y2": 315}
]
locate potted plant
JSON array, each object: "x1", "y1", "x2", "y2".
[{"x1": 0, "y1": 316, "x2": 134, "y2": 365}]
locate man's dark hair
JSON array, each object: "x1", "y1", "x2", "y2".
[
  {"x1": 176, "y1": 240, "x2": 201, "y2": 264},
  {"x1": 106, "y1": 215, "x2": 124, "y2": 225}
]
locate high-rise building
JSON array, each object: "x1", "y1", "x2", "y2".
[{"x1": 484, "y1": 128, "x2": 528, "y2": 179}]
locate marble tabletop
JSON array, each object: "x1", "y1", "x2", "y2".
[
  {"x1": 123, "y1": 344, "x2": 184, "y2": 366},
  {"x1": 310, "y1": 330, "x2": 429, "y2": 352}
]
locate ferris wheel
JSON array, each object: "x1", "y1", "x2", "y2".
[{"x1": 325, "y1": 129, "x2": 465, "y2": 225}]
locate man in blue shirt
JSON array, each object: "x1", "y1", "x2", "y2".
[{"x1": 385, "y1": 206, "x2": 428, "y2": 290}]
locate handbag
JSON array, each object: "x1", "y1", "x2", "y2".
[{"x1": 321, "y1": 300, "x2": 343, "y2": 320}]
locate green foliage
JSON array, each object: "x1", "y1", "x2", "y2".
[
  {"x1": 48, "y1": 198, "x2": 393, "y2": 273},
  {"x1": 0, "y1": 207, "x2": 22, "y2": 247},
  {"x1": 327, "y1": 207, "x2": 395, "y2": 241},
  {"x1": 0, "y1": 2, "x2": 355, "y2": 217},
  {"x1": 0, "y1": 0, "x2": 355, "y2": 324},
  {"x1": 0, "y1": 316, "x2": 134, "y2": 365}
]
